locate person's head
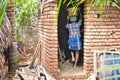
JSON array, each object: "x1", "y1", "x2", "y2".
[{"x1": 70, "y1": 16, "x2": 77, "y2": 22}]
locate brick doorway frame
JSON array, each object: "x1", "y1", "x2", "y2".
[
  {"x1": 58, "y1": 1, "x2": 85, "y2": 77},
  {"x1": 38, "y1": 0, "x2": 120, "y2": 79},
  {"x1": 38, "y1": 0, "x2": 88, "y2": 79}
]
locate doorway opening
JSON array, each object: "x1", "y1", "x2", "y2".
[{"x1": 58, "y1": 2, "x2": 84, "y2": 76}]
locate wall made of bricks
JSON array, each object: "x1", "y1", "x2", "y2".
[
  {"x1": 84, "y1": 1, "x2": 120, "y2": 75},
  {"x1": 38, "y1": 0, "x2": 58, "y2": 76},
  {"x1": 38, "y1": 0, "x2": 120, "y2": 79}
]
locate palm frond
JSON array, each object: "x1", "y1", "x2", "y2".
[
  {"x1": 63, "y1": 0, "x2": 67, "y2": 4},
  {"x1": 56, "y1": 0, "x2": 63, "y2": 23},
  {"x1": 88, "y1": 0, "x2": 112, "y2": 18},
  {"x1": 0, "y1": 13, "x2": 11, "y2": 52},
  {"x1": 73, "y1": 0, "x2": 84, "y2": 14},
  {"x1": 15, "y1": 0, "x2": 40, "y2": 41},
  {"x1": 112, "y1": 0, "x2": 120, "y2": 9},
  {"x1": 0, "y1": 0, "x2": 8, "y2": 28}
]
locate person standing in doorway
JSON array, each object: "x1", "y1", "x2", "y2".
[{"x1": 66, "y1": 12, "x2": 82, "y2": 68}]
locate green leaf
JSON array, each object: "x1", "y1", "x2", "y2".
[
  {"x1": 56, "y1": 0, "x2": 62, "y2": 23},
  {"x1": 88, "y1": 0, "x2": 95, "y2": 15},
  {"x1": 63, "y1": 0, "x2": 67, "y2": 4},
  {"x1": 112, "y1": 0, "x2": 120, "y2": 9},
  {"x1": 101, "y1": 75, "x2": 120, "y2": 80},
  {"x1": 0, "y1": 0, "x2": 8, "y2": 28},
  {"x1": 15, "y1": 0, "x2": 40, "y2": 41},
  {"x1": 99, "y1": 0, "x2": 103, "y2": 18},
  {"x1": 94, "y1": 64, "x2": 120, "y2": 74}
]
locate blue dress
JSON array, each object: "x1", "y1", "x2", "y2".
[{"x1": 66, "y1": 19, "x2": 82, "y2": 50}]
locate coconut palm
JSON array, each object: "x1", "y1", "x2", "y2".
[
  {"x1": 6, "y1": 0, "x2": 19, "y2": 72},
  {"x1": 0, "y1": 13, "x2": 12, "y2": 64},
  {"x1": 6, "y1": 0, "x2": 39, "y2": 72},
  {"x1": 0, "y1": 0, "x2": 40, "y2": 73},
  {"x1": 0, "y1": 13, "x2": 12, "y2": 78},
  {"x1": 0, "y1": 0, "x2": 12, "y2": 73},
  {"x1": 0, "y1": 13, "x2": 12, "y2": 52},
  {"x1": 0, "y1": 0, "x2": 8, "y2": 28},
  {"x1": 0, "y1": 0, "x2": 19, "y2": 73}
]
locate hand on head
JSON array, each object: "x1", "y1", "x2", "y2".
[{"x1": 67, "y1": 16, "x2": 69, "y2": 20}]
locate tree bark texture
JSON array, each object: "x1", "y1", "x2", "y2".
[{"x1": 6, "y1": 0, "x2": 19, "y2": 73}]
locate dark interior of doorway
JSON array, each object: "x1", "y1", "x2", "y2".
[{"x1": 58, "y1": 1, "x2": 84, "y2": 75}]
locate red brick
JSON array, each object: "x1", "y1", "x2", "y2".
[{"x1": 38, "y1": 0, "x2": 120, "y2": 79}]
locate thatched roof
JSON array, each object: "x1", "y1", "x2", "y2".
[{"x1": 0, "y1": 13, "x2": 12, "y2": 53}]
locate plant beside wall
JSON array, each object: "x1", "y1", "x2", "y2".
[
  {"x1": 0, "y1": 0, "x2": 40, "y2": 74},
  {"x1": 57, "y1": 0, "x2": 120, "y2": 21},
  {"x1": 15, "y1": 0, "x2": 40, "y2": 42},
  {"x1": 0, "y1": 0, "x2": 8, "y2": 28}
]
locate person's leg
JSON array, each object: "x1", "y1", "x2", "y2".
[
  {"x1": 74, "y1": 50, "x2": 79, "y2": 68},
  {"x1": 71, "y1": 51, "x2": 75, "y2": 62}
]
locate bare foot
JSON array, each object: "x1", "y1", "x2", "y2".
[{"x1": 73, "y1": 65, "x2": 78, "y2": 69}]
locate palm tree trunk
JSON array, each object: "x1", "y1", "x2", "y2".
[{"x1": 6, "y1": 0, "x2": 19, "y2": 73}]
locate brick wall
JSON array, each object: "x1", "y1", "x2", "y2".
[
  {"x1": 38, "y1": 0, "x2": 58, "y2": 76},
  {"x1": 84, "y1": 0, "x2": 120, "y2": 75},
  {"x1": 38, "y1": 0, "x2": 120, "y2": 79}
]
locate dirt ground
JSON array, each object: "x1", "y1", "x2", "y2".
[{"x1": 59, "y1": 61, "x2": 84, "y2": 76}]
